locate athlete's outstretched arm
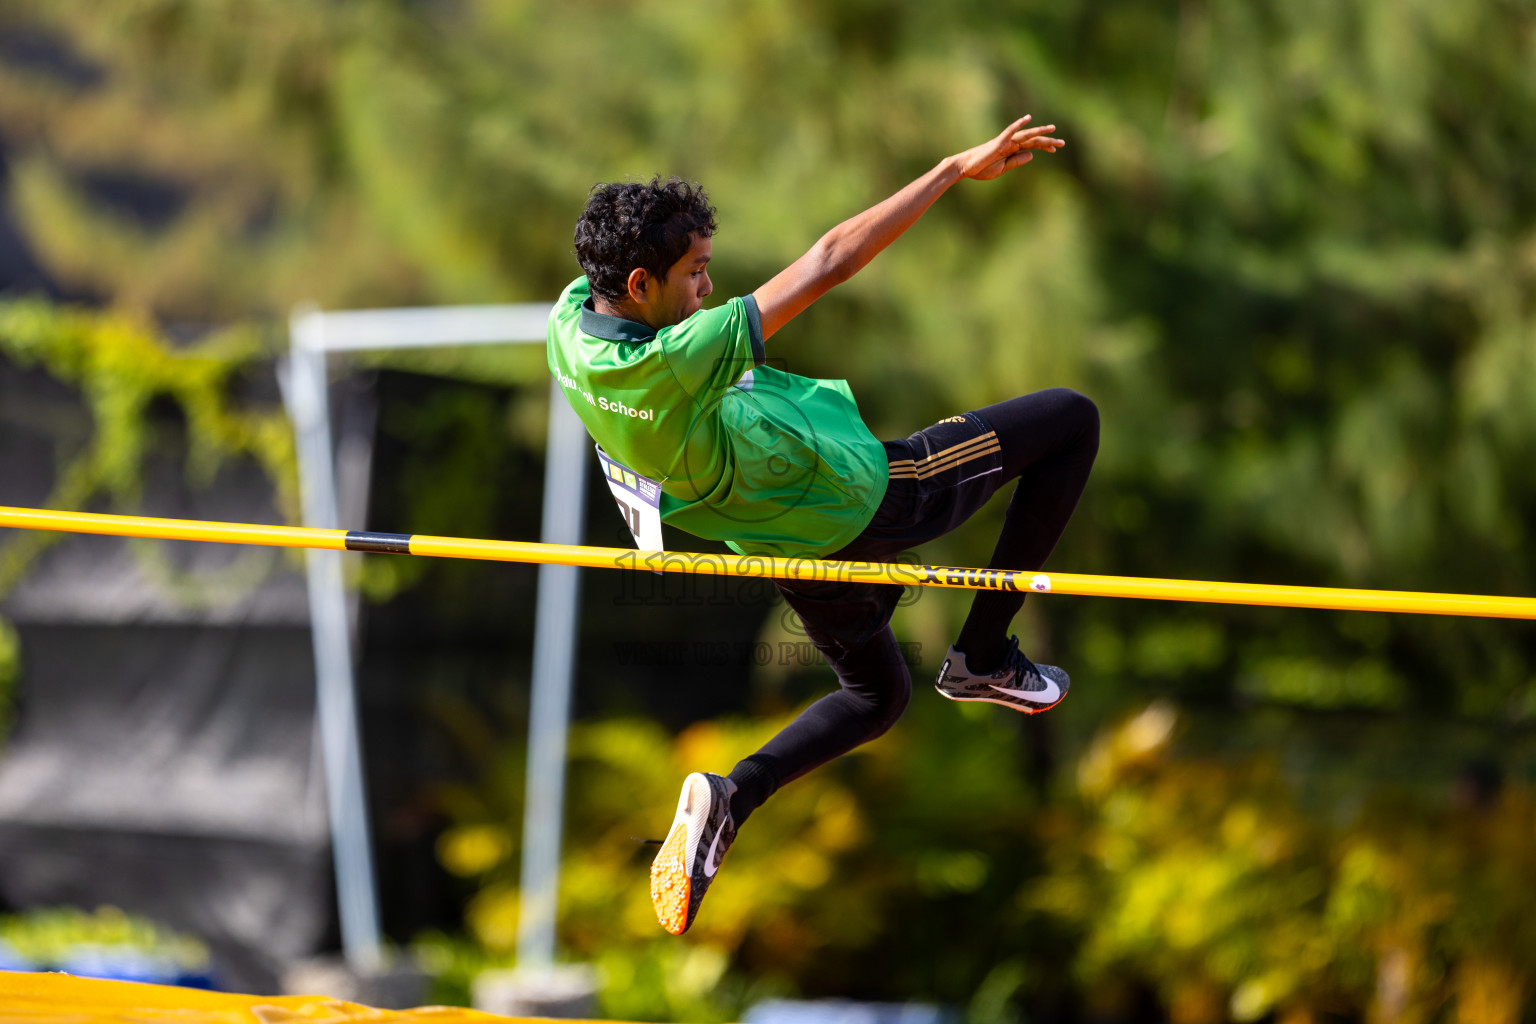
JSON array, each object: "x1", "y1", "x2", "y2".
[{"x1": 752, "y1": 116, "x2": 1064, "y2": 340}]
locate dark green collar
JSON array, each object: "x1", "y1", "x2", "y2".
[{"x1": 580, "y1": 298, "x2": 656, "y2": 343}]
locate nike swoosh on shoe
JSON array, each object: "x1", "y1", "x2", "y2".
[
  {"x1": 702, "y1": 821, "x2": 726, "y2": 878},
  {"x1": 989, "y1": 679, "x2": 1061, "y2": 704}
]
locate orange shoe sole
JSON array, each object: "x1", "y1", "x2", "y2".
[{"x1": 650, "y1": 814, "x2": 692, "y2": 935}]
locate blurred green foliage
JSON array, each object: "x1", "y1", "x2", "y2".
[
  {"x1": 0, "y1": 904, "x2": 210, "y2": 973},
  {"x1": 0, "y1": 616, "x2": 16, "y2": 738},
  {"x1": 1036, "y1": 704, "x2": 1536, "y2": 1024},
  {"x1": 0, "y1": 299, "x2": 294, "y2": 543},
  {"x1": 0, "y1": 300, "x2": 295, "y2": 754},
  {"x1": 0, "y1": 0, "x2": 1533, "y2": 1019}
]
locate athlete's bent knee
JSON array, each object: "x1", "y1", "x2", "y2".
[
  {"x1": 1052, "y1": 388, "x2": 1099, "y2": 450},
  {"x1": 862, "y1": 668, "x2": 911, "y2": 740},
  {"x1": 832, "y1": 628, "x2": 913, "y2": 740},
  {"x1": 837, "y1": 664, "x2": 911, "y2": 740}
]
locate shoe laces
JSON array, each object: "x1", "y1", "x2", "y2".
[{"x1": 997, "y1": 635, "x2": 1042, "y2": 684}]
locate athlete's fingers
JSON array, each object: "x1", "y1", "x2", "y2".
[
  {"x1": 1003, "y1": 151, "x2": 1034, "y2": 172},
  {"x1": 997, "y1": 115, "x2": 1033, "y2": 141},
  {"x1": 1011, "y1": 127, "x2": 1063, "y2": 149},
  {"x1": 977, "y1": 150, "x2": 1032, "y2": 179},
  {"x1": 1011, "y1": 125, "x2": 1058, "y2": 144},
  {"x1": 962, "y1": 117, "x2": 1054, "y2": 179}
]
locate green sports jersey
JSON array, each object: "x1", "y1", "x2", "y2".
[{"x1": 546, "y1": 276, "x2": 889, "y2": 558}]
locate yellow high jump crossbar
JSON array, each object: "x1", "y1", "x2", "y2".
[{"x1": 1, "y1": 505, "x2": 1534, "y2": 620}]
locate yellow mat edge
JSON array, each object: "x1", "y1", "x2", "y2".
[{"x1": 0, "y1": 970, "x2": 618, "y2": 1023}]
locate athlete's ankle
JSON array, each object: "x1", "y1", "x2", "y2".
[
  {"x1": 726, "y1": 754, "x2": 780, "y2": 826},
  {"x1": 956, "y1": 639, "x2": 1008, "y2": 675}
]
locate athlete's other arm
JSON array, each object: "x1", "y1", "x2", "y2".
[{"x1": 751, "y1": 116, "x2": 1064, "y2": 341}]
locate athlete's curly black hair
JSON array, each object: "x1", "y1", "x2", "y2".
[{"x1": 574, "y1": 177, "x2": 717, "y2": 303}]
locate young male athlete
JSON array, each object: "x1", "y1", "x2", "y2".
[{"x1": 546, "y1": 117, "x2": 1098, "y2": 935}]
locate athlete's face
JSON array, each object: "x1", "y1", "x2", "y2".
[{"x1": 635, "y1": 233, "x2": 712, "y2": 328}]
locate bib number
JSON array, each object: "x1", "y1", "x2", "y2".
[{"x1": 595, "y1": 446, "x2": 664, "y2": 552}]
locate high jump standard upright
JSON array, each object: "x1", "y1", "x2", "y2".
[{"x1": 285, "y1": 302, "x2": 577, "y2": 975}]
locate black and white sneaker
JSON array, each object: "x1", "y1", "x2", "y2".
[
  {"x1": 650, "y1": 772, "x2": 737, "y2": 935},
  {"x1": 935, "y1": 636, "x2": 1070, "y2": 714}
]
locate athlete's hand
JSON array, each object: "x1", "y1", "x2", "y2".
[
  {"x1": 754, "y1": 115, "x2": 1065, "y2": 340},
  {"x1": 952, "y1": 116, "x2": 1064, "y2": 181}
]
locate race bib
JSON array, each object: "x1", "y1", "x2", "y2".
[{"x1": 595, "y1": 445, "x2": 664, "y2": 552}]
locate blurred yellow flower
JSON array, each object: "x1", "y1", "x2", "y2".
[{"x1": 437, "y1": 823, "x2": 514, "y2": 878}]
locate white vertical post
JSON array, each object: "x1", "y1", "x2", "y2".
[
  {"x1": 288, "y1": 309, "x2": 383, "y2": 970},
  {"x1": 515, "y1": 380, "x2": 589, "y2": 972},
  {"x1": 286, "y1": 301, "x2": 577, "y2": 979}
]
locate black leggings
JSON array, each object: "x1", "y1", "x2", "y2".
[{"x1": 728, "y1": 388, "x2": 1100, "y2": 821}]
